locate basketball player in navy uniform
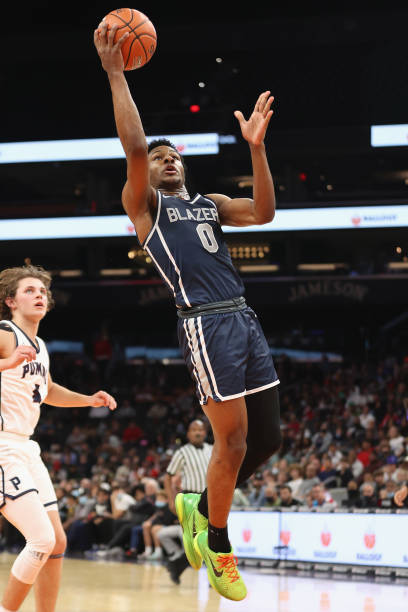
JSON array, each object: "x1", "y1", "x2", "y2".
[
  {"x1": 0, "y1": 265, "x2": 116, "y2": 612},
  {"x1": 95, "y1": 22, "x2": 281, "y2": 601}
]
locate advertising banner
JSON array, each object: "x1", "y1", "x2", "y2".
[{"x1": 230, "y1": 511, "x2": 408, "y2": 567}]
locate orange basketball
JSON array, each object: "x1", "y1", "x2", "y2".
[{"x1": 102, "y1": 8, "x2": 157, "y2": 71}]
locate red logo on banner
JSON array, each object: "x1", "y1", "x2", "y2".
[
  {"x1": 364, "y1": 533, "x2": 376, "y2": 549},
  {"x1": 351, "y1": 216, "x2": 361, "y2": 227},
  {"x1": 242, "y1": 529, "x2": 252, "y2": 543},
  {"x1": 321, "y1": 531, "x2": 331, "y2": 547},
  {"x1": 127, "y1": 225, "x2": 136, "y2": 234},
  {"x1": 177, "y1": 145, "x2": 185, "y2": 153},
  {"x1": 280, "y1": 530, "x2": 291, "y2": 546}
]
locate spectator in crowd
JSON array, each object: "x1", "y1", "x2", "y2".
[
  {"x1": 263, "y1": 484, "x2": 281, "y2": 507},
  {"x1": 279, "y1": 485, "x2": 302, "y2": 507},
  {"x1": 310, "y1": 484, "x2": 337, "y2": 510},
  {"x1": 318, "y1": 457, "x2": 338, "y2": 488},
  {"x1": 355, "y1": 483, "x2": 377, "y2": 508},
  {"x1": 359, "y1": 404, "x2": 376, "y2": 430},
  {"x1": 248, "y1": 472, "x2": 267, "y2": 507},
  {"x1": 311, "y1": 423, "x2": 333, "y2": 453},
  {"x1": 96, "y1": 483, "x2": 156, "y2": 559},
  {"x1": 336, "y1": 456, "x2": 354, "y2": 487},
  {"x1": 388, "y1": 426, "x2": 405, "y2": 455},
  {"x1": 296, "y1": 464, "x2": 321, "y2": 501},
  {"x1": 287, "y1": 465, "x2": 303, "y2": 499},
  {"x1": 141, "y1": 491, "x2": 177, "y2": 561}
]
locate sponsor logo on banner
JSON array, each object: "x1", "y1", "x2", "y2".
[
  {"x1": 242, "y1": 528, "x2": 252, "y2": 543},
  {"x1": 236, "y1": 524, "x2": 256, "y2": 554},
  {"x1": 352, "y1": 216, "x2": 361, "y2": 227},
  {"x1": 356, "y1": 526, "x2": 382, "y2": 562},
  {"x1": 364, "y1": 533, "x2": 376, "y2": 549},
  {"x1": 314, "y1": 527, "x2": 337, "y2": 560},
  {"x1": 321, "y1": 530, "x2": 331, "y2": 547},
  {"x1": 280, "y1": 530, "x2": 291, "y2": 546},
  {"x1": 276, "y1": 527, "x2": 296, "y2": 556}
]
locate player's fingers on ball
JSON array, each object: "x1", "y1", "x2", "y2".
[
  {"x1": 108, "y1": 24, "x2": 119, "y2": 46},
  {"x1": 116, "y1": 31, "x2": 129, "y2": 48}
]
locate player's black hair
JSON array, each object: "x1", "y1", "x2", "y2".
[{"x1": 148, "y1": 138, "x2": 188, "y2": 174}]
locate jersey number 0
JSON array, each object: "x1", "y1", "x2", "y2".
[{"x1": 196, "y1": 223, "x2": 219, "y2": 253}]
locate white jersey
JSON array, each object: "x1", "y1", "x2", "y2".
[{"x1": 0, "y1": 320, "x2": 49, "y2": 437}]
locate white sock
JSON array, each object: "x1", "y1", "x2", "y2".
[{"x1": 144, "y1": 546, "x2": 152, "y2": 555}]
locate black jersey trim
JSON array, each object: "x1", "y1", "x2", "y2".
[
  {"x1": 4, "y1": 488, "x2": 39, "y2": 502},
  {"x1": 143, "y1": 190, "x2": 162, "y2": 248},
  {"x1": 9, "y1": 321, "x2": 40, "y2": 354},
  {"x1": 44, "y1": 499, "x2": 58, "y2": 508}
]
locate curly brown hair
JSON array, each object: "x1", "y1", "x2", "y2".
[{"x1": 0, "y1": 265, "x2": 54, "y2": 320}]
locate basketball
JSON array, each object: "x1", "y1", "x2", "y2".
[{"x1": 101, "y1": 8, "x2": 157, "y2": 71}]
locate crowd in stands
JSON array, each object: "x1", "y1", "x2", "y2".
[{"x1": 1, "y1": 347, "x2": 408, "y2": 564}]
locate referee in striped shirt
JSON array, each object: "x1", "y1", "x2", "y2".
[
  {"x1": 161, "y1": 420, "x2": 212, "y2": 583},
  {"x1": 165, "y1": 420, "x2": 212, "y2": 500}
]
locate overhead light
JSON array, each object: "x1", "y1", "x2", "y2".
[
  {"x1": 239, "y1": 265, "x2": 279, "y2": 273},
  {"x1": 100, "y1": 269, "x2": 133, "y2": 276},
  {"x1": 59, "y1": 270, "x2": 83, "y2": 277},
  {"x1": 297, "y1": 263, "x2": 347, "y2": 271}
]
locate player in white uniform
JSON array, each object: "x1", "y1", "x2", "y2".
[{"x1": 0, "y1": 265, "x2": 116, "y2": 612}]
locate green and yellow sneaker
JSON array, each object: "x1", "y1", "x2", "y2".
[
  {"x1": 175, "y1": 493, "x2": 208, "y2": 570},
  {"x1": 194, "y1": 530, "x2": 247, "y2": 601}
]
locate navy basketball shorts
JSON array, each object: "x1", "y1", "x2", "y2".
[{"x1": 177, "y1": 306, "x2": 279, "y2": 405}]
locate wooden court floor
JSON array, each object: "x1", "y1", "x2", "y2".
[{"x1": 1, "y1": 552, "x2": 408, "y2": 611}]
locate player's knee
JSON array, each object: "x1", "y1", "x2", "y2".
[
  {"x1": 223, "y1": 431, "x2": 247, "y2": 463},
  {"x1": 53, "y1": 529, "x2": 67, "y2": 554},
  {"x1": 11, "y1": 529, "x2": 56, "y2": 585}
]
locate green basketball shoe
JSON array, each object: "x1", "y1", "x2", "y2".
[
  {"x1": 194, "y1": 530, "x2": 247, "y2": 601},
  {"x1": 175, "y1": 493, "x2": 208, "y2": 570}
]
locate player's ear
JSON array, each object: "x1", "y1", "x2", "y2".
[{"x1": 5, "y1": 296, "x2": 15, "y2": 310}]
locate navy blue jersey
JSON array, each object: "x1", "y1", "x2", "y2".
[{"x1": 143, "y1": 191, "x2": 244, "y2": 308}]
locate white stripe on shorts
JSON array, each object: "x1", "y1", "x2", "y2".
[
  {"x1": 186, "y1": 318, "x2": 213, "y2": 399},
  {"x1": 183, "y1": 320, "x2": 205, "y2": 404},
  {"x1": 196, "y1": 316, "x2": 223, "y2": 400}
]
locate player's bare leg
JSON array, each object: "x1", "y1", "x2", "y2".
[
  {"x1": 202, "y1": 396, "x2": 248, "y2": 532},
  {"x1": 34, "y1": 510, "x2": 66, "y2": 612},
  {"x1": 1, "y1": 493, "x2": 55, "y2": 611},
  {"x1": 195, "y1": 396, "x2": 248, "y2": 600},
  {"x1": 1, "y1": 573, "x2": 31, "y2": 611}
]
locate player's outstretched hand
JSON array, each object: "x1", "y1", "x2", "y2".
[
  {"x1": 90, "y1": 390, "x2": 117, "y2": 411},
  {"x1": 6, "y1": 345, "x2": 37, "y2": 369},
  {"x1": 94, "y1": 20, "x2": 129, "y2": 74},
  {"x1": 394, "y1": 485, "x2": 408, "y2": 507},
  {"x1": 234, "y1": 91, "x2": 274, "y2": 146}
]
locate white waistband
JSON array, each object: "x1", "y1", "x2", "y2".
[{"x1": 0, "y1": 431, "x2": 30, "y2": 442}]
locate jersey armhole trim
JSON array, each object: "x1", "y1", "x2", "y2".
[
  {"x1": 0, "y1": 320, "x2": 18, "y2": 351},
  {"x1": 143, "y1": 190, "x2": 162, "y2": 249}
]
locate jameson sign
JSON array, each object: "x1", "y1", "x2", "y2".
[
  {"x1": 287, "y1": 280, "x2": 369, "y2": 303},
  {"x1": 53, "y1": 276, "x2": 408, "y2": 309}
]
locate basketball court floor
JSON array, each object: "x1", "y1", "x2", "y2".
[{"x1": 1, "y1": 553, "x2": 408, "y2": 611}]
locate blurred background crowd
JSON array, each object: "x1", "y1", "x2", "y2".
[{"x1": 1, "y1": 332, "x2": 407, "y2": 565}]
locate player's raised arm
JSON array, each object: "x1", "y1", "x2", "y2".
[
  {"x1": 93, "y1": 21, "x2": 156, "y2": 236},
  {"x1": 207, "y1": 91, "x2": 276, "y2": 227}
]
